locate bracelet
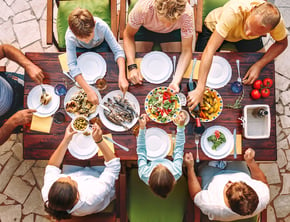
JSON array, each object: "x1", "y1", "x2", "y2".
[
  {"x1": 128, "y1": 63, "x2": 137, "y2": 71},
  {"x1": 95, "y1": 138, "x2": 103, "y2": 144}
]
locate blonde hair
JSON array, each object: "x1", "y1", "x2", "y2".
[
  {"x1": 154, "y1": 0, "x2": 187, "y2": 22},
  {"x1": 68, "y1": 8, "x2": 95, "y2": 38},
  {"x1": 252, "y1": 2, "x2": 281, "y2": 29}
]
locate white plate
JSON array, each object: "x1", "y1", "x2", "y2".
[
  {"x1": 68, "y1": 133, "x2": 99, "y2": 160},
  {"x1": 64, "y1": 86, "x2": 102, "y2": 120},
  {"x1": 99, "y1": 90, "x2": 140, "y2": 132},
  {"x1": 201, "y1": 125, "x2": 234, "y2": 160},
  {"x1": 27, "y1": 84, "x2": 60, "y2": 117},
  {"x1": 77, "y1": 52, "x2": 107, "y2": 84},
  {"x1": 141, "y1": 51, "x2": 173, "y2": 84},
  {"x1": 145, "y1": 128, "x2": 171, "y2": 161},
  {"x1": 206, "y1": 56, "x2": 232, "y2": 89}
]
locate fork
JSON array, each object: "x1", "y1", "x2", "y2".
[
  {"x1": 195, "y1": 134, "x2": 200, "y2": 163},
  {"x1": 40, "y1": 84, "x2": 46, "y2": 95},
  {"x1": 171, "y1": 130, "x2": 176, "y2": 150},
  {"x1": 236, "y1": 60, "x2": 242, "y2": 83}
]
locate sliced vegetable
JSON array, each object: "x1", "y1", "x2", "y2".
[{"x1": 207, "y1": 130, "x2": 226, "y2": 150}]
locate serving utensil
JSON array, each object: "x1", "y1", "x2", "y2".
[
  {"x1": 188, "y1": 58, "x2": 197, "y2": 91},
  {"x1": 195, "y1": 133, "x2": 200, "y2": 163},
  {"x1": 63, "y1": 71, "x2": 76, "y2": 83},
  {"x1": 103, "y1": 135, "x2": 129, "y2": 152}
]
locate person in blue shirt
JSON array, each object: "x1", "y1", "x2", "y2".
[
  {"x1": 137, "y1": 112, "x2": 186, "y2": 198},
  {"x1": 66, "y1": 8, "x2": 127, "y2": 104}
]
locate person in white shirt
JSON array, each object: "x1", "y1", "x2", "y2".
[
  {"x1": 184, "y1": 148, "x2": 269, "y2": 221},
  {"x1": 42, "y1": 123, "x2": 121, "y2": 220}
]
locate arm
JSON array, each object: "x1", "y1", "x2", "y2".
[
  {"x1": 244, "y1": 148, "x2": 268, "y2": 185},
  {"x1": 48, "y1": 125, "x2": 76, "y2": 167},
  {"x1": 123, "y1": 24, "x2": 142, "y2": 85},
  {"x1": 0, "y1": 109, "x2": 35, "y2": 145},
  {"x1": 187, "y1": 31, "x2": 224, "y2": 111},
  {"x1": 243, "y1": 37, "x2": 288, "y2": 84},
  {"x1": 117, "y1": 57, "x2": 128, "y2": 94},
  {"x1": 184, "y1": 152, "x2": 202, "y2": 199},
  {"x1": 75, "y1": 75, "x2": 99, "y2": 105},
  {"x1": 0, "y1": 44, "x2": 44, "y2": 83}
]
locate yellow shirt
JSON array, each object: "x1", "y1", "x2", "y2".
[{"x1": 204, "y1": 0, "x2": 287, "y2": 42}]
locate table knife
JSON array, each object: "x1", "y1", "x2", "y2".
[
  {"x1": 233, "y1": 128, "x2": 237, "y2": 159},
  {"x1": 188, "y1": 58, "x2": 197, "y2": 91},
  {"x1": 99, "y1": 103, "x2": 111, "y2": 113},
  {"x1": 63, "y1": 71, "x2": 75, "y2": 82},
  {"x1": 103, "y1": 135, "x2": 129, "y2": 152}
]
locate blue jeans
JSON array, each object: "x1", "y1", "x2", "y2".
[{"x1": 76, "y1": 40, "x2": 111, "y2": 53}]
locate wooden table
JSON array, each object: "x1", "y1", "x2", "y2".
[{"x1": 23, "y1": 52, "x2": 276, "y2": 164}]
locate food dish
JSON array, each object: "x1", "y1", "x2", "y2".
[
  {"x1": 71, "y1": 115, "x2": 89, "y2": 133},
  {"x1": 145, "y1": 128, "x2": 171, "y2": 161},
  {"x1": 68, "y1": 132, "x2": 98, "y2": 160},
  {"x1": 189, "y1": 87, "x2": 223, "y2": 122},
  {"x1": 201, "y1": 125, "x2": 234, "y2": 160},
  {"x1": 173, "y1": 110, "x2": 190, "y2": 126},
  {"x1": 145, "y1": 87, "x2": 181, "y2": 123},
  {"x1": 27, "y1": 84, "x2": 60, "y2": 117},
  {"x1": 140, "y1": 51, "x2": 173, "y2": 84},
  {"x1": 77, "y1": 52, "x2": 107, "y2": 84},
  {"x1": 99, "y1": 90, "x2": 140, "y2": 132},
  {"x1": 64, "y1": 86, "x2": 101, "y2": 120},
  {"x1": 206, "y1": 56, "x2": 232, "y2": 89}
]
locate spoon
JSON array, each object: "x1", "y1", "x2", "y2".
[{"x1": 236, "y1": 60, "x2": 242, "y2": 83}]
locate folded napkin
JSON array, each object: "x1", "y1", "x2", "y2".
[
  {"x1": 183, "y1": 59, "x2": 200, "y2": 79},
  {"x1": 98, "y1": 134, "x2": 115, "y2": 156},
  {"x1": 30, "y1": 114, "x2": 53, "y2": 133},
  {"x1": 58, "y1": 53, "x2": 69, "y2": 73},
  {"x1": 230, "y1": 134, "x2": 242, "y2": 155},
  {"x1": 126, "y1": 58, "x2": 143, "y2": 80}
]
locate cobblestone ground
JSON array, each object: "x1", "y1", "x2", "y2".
[{"x1": 0, "y1": 0, "x2": 290, "y2": 221}]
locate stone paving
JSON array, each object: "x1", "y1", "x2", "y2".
[{"x1": 0, "y1": 0, "x2": 290, "y2": 221}]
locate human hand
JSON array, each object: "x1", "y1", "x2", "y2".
[
  {"x1": 11, "y1": 109, "x2": 36, "y2": 126},
  {"x1": 139, "y1": 113, "x2": 148, "y2": 130},
  {"x1": 128, "y1": 68, "x2": 142, "y2": 85},
  {"x1": 92, "y1": 123, "x2": 103, "y2": 142},
  {"x1": 184, "y1": 152, "x2": 194, "y2": 168},
  {"x1": 25, "y1": 63, "x2": 44, "y2": 84},
  {"x1": 244, "y1": 148, "x2": 256, "y2": 164},
  {"x1": 118, "y1": 76, "x2": 129, "y2": 94},
  {"x1": 87, "y1": 90, "x2": 99, "y2": 105},
  {"x1": 64, "y1": 124, "x2": 76, "y2": 141},
  {"x1": 175, "y1": 111, "x2": 186, "y2": 126},
  {"x1": 168, "y1": 81, "x2": 180, "y2": 94},
  {"x1": 242, "y1": 63, "x2": 262, "y2": 85},
  {"x1": 187, "y1": 89, "x2": 204, "y2": 111}
]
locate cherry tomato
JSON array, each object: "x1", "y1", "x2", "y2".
[
  {"x1": 263, "y1": 78, "x2": 273, "y2": 88},
  {"x1": 214, "y1": 130, "x2": 220, "y2": 139},
  {"x1": 251, "y1": 89, "x2": 261, "y2": 100},
  {"x1": 253, "y1": 80, "x2": 263, "y2": 89},
  {"x1": 261, "y1": 88, "x2": 270, "y2": 97}
]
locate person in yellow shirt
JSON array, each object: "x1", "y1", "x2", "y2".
[{"x1": 187, "y1": 0, "x2": 288, "y2": 111}]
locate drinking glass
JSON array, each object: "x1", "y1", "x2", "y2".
[
  {"x1": 54, "y1": 84, "x2": 67, "y2": 96},
  {"x1": 231, "y1": 81, "x2": 243, "y2": 93},
  {"x1": 96, "y1": 78, "x2": 107, "y2": 91},
  {"x1": 53, "y1": 112, "x2": 65, "y2": 124}
]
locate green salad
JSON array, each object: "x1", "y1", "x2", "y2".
[
  {"x1": 148, "y1": 88, "x2": 179, "y2": 123},
  {"x1": 207, "y1": 130, "x2": 226, "y2": 150}
]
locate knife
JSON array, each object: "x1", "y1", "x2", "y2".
[
  {"x1": 233, "y1": 128, "x2": 237, "y2": 159},
  {"x1": 63, "y1": 71, "x2": 75, "y2": 82},
  {"x1": 188, "y1": 58, "x2": 197, "y2": 91},
  {"x1": 103, "y1": 135, "x2": 129, "y2": 152},
  {"x1": 99, "y1": 103, "x2": 111, "y2": 113}
]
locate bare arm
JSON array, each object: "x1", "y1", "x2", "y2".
[
  {"x1": 117, "y1": 56, "x2": 129, "y2": 94},
  {"x1": 75, "y1": 75, "x2": 99, "y2": 105},
  {"x1": 244, "y1": 148, "x2": 268, "y2": 185},
  {"x1": 0, "y1": 44, "x2": 44, "y2": 84},
  {"x1": 187, "y1": 31, "x2": 224, "y2": 111},
  {"x1": 243, "y1": 37, "x2": 288, "y2": 84}
]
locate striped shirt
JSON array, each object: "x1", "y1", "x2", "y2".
[{"x1": 0, "y1": 76, "x2": 13, "y2": 116}]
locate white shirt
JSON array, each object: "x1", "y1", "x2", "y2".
[
  {"x1": 41, "y1": 158, "x2": 121, "y2": 216},
  {"x1": 194, "y1": 172, "x2": 270, "y2": 221}
]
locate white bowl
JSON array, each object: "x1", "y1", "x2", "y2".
[
  {"x1": 71, "y1": 115, "x2": 89, "y2": 133},
  {"x1": 173, "y1": 110, "x2": 190, "y2": 126},
  {"x1": 242, "y1": 104, "x2": 270, "y2": 139}
]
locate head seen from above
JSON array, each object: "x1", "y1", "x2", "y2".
[
  {"x1": 225, "y1": 181, "x2": 259, "y2": 216},
  {"x1": 149, "y1": 164, "x2": 175, "y2": 198},
  {"x1": 245, "y1": 2, "x2": 281, "y2": 37},
  {"x1": 68, "y1": 8, "x2": 95, "y2": 43},
  {"x1": 154, "y1": 0, "x2": 187, "y2": 25}
]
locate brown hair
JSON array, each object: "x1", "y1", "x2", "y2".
[
  {"x1": 44, "y1": 180, "x2": 78, "y2": 220},
  {"x1": 154, "y1": 0, "x2": 187, "y2": 22},
  {"x1": 149, "y1": 165, "x2": 175, "y2": 198},
  {"x1": 252, "y1": 2, "x2": 281, "y2": 30},
  {"x1": 68, "y1": 8, "x2": 95, "y2": 38},
  {"x1": 226, "y1": 182, "x2": 259, "y2": 216}
]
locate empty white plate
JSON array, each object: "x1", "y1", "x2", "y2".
[
  {"x1": 141, "y1": 51, "x2": 173, "y2": 84},
  {"x1": 77, "y1": 52, "x2": 107, "y2": 84},
  {"x1": 145, "y1": 128, "x2": 171, "y2": 161},
  {"x1": 206, "y1": 56, "x2": 232, "y2": 89}
]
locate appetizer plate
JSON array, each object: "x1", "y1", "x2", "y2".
[
  {"x1": 27, "y1": 84, "x2": 60, "y2": 117},
  {"x1": 141, "y1": 51, "x2": 173, "y2": 84},
  {"x1": 189, "y1": 88, "x2": 223, "y2": 122},
  {"x1": 206, "y1": 56, "x2": 232, "y2": 89},
  {"x1": 145, "y1": 128, "x2": 171, "y2": 161},
  {"x1": 145, "y1": 87, "x2": 181, "y2": 124},
  {"x1": 99, "y1": 90, "x2": 140, "y2": 132},
  {"x1": 201, "y1": 125, "x2": 234, "y2": 160},
  {"x1": 64, "y1": 86, "x2": 101, "y2": 120},
  {"x1": 77, "y1": 52, "x2": 107, "y2": 84},
  {"x1": 68, "y1": 132, "x2": 99, "y2": 160}
]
